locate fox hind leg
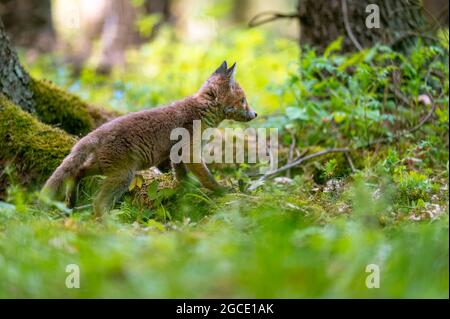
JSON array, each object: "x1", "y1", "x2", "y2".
[
  {"x1": 66, "y1": 157, "x2": 101, "y2": 208},
  {"x1": 93, "y1": 170, "x2": 134, "y2": 218}
]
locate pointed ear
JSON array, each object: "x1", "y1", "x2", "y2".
[
  {"x1": 213, "y1": 61, "x2": 228, "y2": 75},
  {"x1": 226, "y1": 62, "x2": 236, "y2": 84}
]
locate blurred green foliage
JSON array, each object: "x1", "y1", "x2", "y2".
[
  {"x1": 4, "y1": 27, "x2": 449, "y2": 298},
  {"x1": 27, "y1": 28, "x2": 298, "y2": 115}
]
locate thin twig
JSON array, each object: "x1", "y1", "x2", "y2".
[
  {"x1": 407, "y1": 97, "x2": 436, "y2": 133},
  {"x1": 390, "y1": 86, "x2": 411, "y2": 106},
  {"x1": 341, "y1": 0, "x2": 363, "y2": 51},
  {"x1": 345, "y1": 152, "x2": 356, "y2": 173},
  {"x1": 248, "y1": 11, "x2": 299, "y2": 28}
]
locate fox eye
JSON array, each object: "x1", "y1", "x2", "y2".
[{"x1": 240, "y1": 97, "x2": 246, "y2": 105}]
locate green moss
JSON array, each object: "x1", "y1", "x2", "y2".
[
  {"x1": 0, "y1": 94, "x2": 76, "y2": 192},
  {"x1": 30, "y1": 78, "x2": 119, "y2": 136},
  {"x1": 393, "y1": 169, "x2": 434, "y2": 204}
]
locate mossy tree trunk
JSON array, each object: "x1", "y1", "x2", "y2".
[
  {"x1": 0, "y1": 95, "x2": 76, "y2": 195},
  {"x1": 0, "y1": 18, "x2": 120, "y2": 197}
]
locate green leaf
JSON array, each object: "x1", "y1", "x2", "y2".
[
  {"x1": 333, "y1": 112, "x2": 347, "y2": 123},
  {"x1": 324, "y1": 36, "x2": 343, "y2": 58}
]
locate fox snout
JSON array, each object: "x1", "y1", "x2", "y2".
[
  {"x1": 224, "y1": 106, "x2": 257, "y2": 122},
  {"x1": 248, "y1": 109, "x2": 257, "y2": 119},
  {"x1": 244, "y1": 109, "x2": 257, "y2": 121}
]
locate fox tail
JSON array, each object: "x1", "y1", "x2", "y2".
[{"x1": 41, "y1": 143, "x2": 93, "y2": 201}]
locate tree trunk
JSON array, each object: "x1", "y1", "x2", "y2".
[
  {"x1": 97, "y1": 0, "x2": 173, "y2": 74},
  {"x1": 297, "y1": 0, "x2": 446, "y2": 52},
  {"x1": 423, "y1": 0, "x2": 449, "y2": 28},
  {"x1": 97, "y1": 0, "x2": 138, "y2": 73},
  {"x1": 142, "y1": 0, "x2": 173, "y2": 40},
  {"x1": 0, "y1": 0, "x2": 55, "y2": 52},
  {"x1": 0, "y1": 19, "x2": 35, "y2": 113},
  {"x1": 0, "y1": 95, "x2": 76, "y2": 196},
  {"x1": 231, "y1": 0, "x2": 252, "y2": 24}
]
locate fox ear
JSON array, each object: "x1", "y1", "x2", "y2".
[
  {"x1": 213, "y1": 61, "x2": 228, "y2": 75},
  {"x1": 226, "y1": 62, "x2": 236, "y2": 84}
]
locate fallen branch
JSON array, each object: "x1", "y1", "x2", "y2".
[
  {"x1": 248, "y1": 148, "x2": 350, "y2": 190},
  {"x1": 345, "y1": 152, "x2": 356, "y2": 173}
]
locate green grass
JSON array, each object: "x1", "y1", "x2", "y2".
[
  {"x1": 2, "y1": 27, "x2": 449, "y2": 298},
  {"x1": 0, "y1": 180, "x2": 448, "y2": 298}
]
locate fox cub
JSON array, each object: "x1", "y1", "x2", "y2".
[{"x1": 42, "y1": 61, "x2": 257, "y2": 216}]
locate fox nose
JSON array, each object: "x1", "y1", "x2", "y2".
[
  {"x1": 245, "y1": 110, "x2": 257, "y2": 121},
  {"x1": 254, "y1": 112, "x2": 258, "y2": 117}
]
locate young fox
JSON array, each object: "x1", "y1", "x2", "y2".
[{"x1": 42, "y1": 61, "x2": 257, "y2": 216}]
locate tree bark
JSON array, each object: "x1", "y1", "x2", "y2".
[
  {"x1": 97, "y1": 0, "x2": 173, "y2": 74},
  {"x1": 142, "y1": 0, "x2": 173, "y2": 40},
  {"x1": 297, "y1": 0, "x2": 446, "y2": 52},
  {"x1": 0, "y1": 19, "x2": 35, "y2": 113},
  {"x1": 97, "y1": 0, "x2": 138, "y2": 73},
  {"x1": 0, "y1": 0, "x2": 55, "y2": 52}
]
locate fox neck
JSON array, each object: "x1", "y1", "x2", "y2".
[
  {"x1": 194, "y1": 96, "x2": 225, "y2": 129},
  {"x1": 201, "y1": 104, "x2": 225, "y2": 128}
]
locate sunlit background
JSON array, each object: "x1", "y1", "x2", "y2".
[{"x1": 3, "y1": 0, "x2": 300, "y2": 115}]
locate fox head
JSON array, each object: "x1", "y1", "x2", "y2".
[{"x1": 198, "y1": 61, "x2": 257, "y2": 122}]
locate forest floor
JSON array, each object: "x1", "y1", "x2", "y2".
[{"x1": 0, "y1": 29, "x2": 448, "y2": 298}]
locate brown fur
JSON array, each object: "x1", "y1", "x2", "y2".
[{"x1": 42, "y1": 61, "x2": 257, "y2": 216}]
